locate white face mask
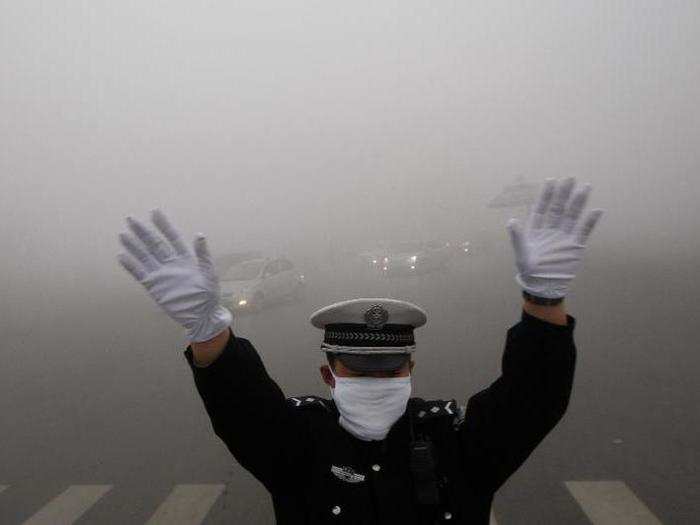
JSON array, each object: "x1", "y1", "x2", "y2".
[{"x1": 330, "y1": 373, "x2": 412, "y2": 441}]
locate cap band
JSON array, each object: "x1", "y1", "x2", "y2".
[{"x1": 323, "y1": 323, "x2": 415, "y2": 348}]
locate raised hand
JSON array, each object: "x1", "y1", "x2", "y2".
[
  {"x1": 507, "y1": 178, "x2": 604, "y2": 299},
  {"x1": 117, "y1": 209, "x2": 232, "y2": 342}
]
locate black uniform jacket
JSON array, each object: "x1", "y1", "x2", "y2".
[{"x1": 184, "y1": 311, "x2": 576, "y2": 524}]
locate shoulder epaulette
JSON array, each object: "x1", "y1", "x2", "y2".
[
  {"x1": 410, "y1": 398, "x2": 461, "y2": 422},
  {"x1": 287, "y1": 395, "x2": 332, "y2": 411}
]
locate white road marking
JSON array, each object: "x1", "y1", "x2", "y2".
[
  {"x1": 2, "y1": 480, "x2": 666, "y2": 524},
  {"x1": 145, "y1": 484, "x2": 225, "y2": 525},
  {"x1": 565, "y1": 481, "x2": 663, "y2": 524},
  {"x1": 21, "y1": 485, "x2": 112, "y2": 525}
]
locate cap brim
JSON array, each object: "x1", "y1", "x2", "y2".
[{"x1": 336, "y1": 353, "x2": 410, "y2": 373}]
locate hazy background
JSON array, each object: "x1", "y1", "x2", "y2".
[{"x1": 1, "y1": 1, "x2": 699, "y2": 523}]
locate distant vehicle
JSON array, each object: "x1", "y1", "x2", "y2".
[
  {"x1": 214, "y1": 251, "x2": 264, "y2": 274},
  {"x1": 455, "y1": 241, "x2": 471, "y2": 255},
  {"x1": 219, "y1": 257, "x2": 305, "y2": 312},
  {"x1": 359, "y1": 241, "x2": 456, "y2": 276}
]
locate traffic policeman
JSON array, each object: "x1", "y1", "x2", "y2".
[{"x1": 117, "y1": 177, "x2": 603, "y2": 524}]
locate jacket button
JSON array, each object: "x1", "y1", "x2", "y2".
[
  {"x1": 372, "y1": 464, "x2": 381, "y2": 472},
  {"x1": 332, "y1": 505, "x2": 341, "y2": 515},
  {"x1": 444, "y1": 511, "x2": 452, "y2": 520}
]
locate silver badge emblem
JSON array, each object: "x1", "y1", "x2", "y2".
[
  {"x1": 364, "y1": 304, "x2": 389, "y2": 330},
  {"x1": 331, "y1": 465, "x2": 366, "y2": 484}
]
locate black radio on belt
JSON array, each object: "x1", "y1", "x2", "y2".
[{"x1": 409, "y1": 437, "x2": 440, "y2": 505}]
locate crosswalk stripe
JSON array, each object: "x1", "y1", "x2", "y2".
[
  {"x1": 145, "y1": 484, "x2": 225, "y2": 525},
  {"x1": 21, "y1": 485, "x2": 112, "y2": 525},
  {"x1": 0, "y1": 480, "x2": 670, "y2": 524},
  {"x1": 565, "y1": 481, "x2": 663, "y2": 524}
]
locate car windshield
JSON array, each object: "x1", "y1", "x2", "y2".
[{"x1": 222, "y1": 260, "x2": 264, "y2": 281}]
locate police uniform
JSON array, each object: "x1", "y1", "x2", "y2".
[{"x1": 184, "y1": 298, "x2": 577, "y2": 524}]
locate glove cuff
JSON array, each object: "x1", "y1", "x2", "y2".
[
  {"x1": 522, "y1": 289, "x2": 564, "y2": 305},
  {"x1": 516, "y1": 274, "x2": 569, "y2": 300},
  {"x1": 188, "y1": 305, "x2": 234, "y2": 343}
]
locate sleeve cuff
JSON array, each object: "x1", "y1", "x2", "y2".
[
  {"x1": 183, "y1": 326, "x2": 237, "y2": 374},
  {"x1": 520, "y1": 310, "x2": 576, "y2": 333}
]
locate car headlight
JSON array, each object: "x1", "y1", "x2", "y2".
[
  {"x1": 238, "y1": 299, "x2": 248, "y2": 307},
  {"x1": 409, "y1": 255, "x2": 417, "y2": 263}
]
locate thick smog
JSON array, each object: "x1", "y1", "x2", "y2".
[{"x1": 1, "y1": 2, "x2": 698, "y2": 524}]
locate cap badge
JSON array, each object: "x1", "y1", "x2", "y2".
[{"x1": 364, "y1": 304, "x2": 389, "y2": 330}]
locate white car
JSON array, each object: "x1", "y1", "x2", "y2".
[{"x1": 219, "y1": 257, "x2": 305, "y2": 312}]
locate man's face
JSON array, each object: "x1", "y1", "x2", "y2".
[{"x1": 319, "y1": 359, "x2": 414, "y2": 388}]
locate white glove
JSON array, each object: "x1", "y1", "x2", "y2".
[
  {"x1": 117, "y1": 209, "x2": 232, "y2": 342},
  {"x1": 507, "y1": 177, "x2": 604, "y2": 299}
]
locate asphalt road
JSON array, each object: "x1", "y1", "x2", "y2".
[{"x1": 1, "y1": 247, "x2": 698, "y2": 524}]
